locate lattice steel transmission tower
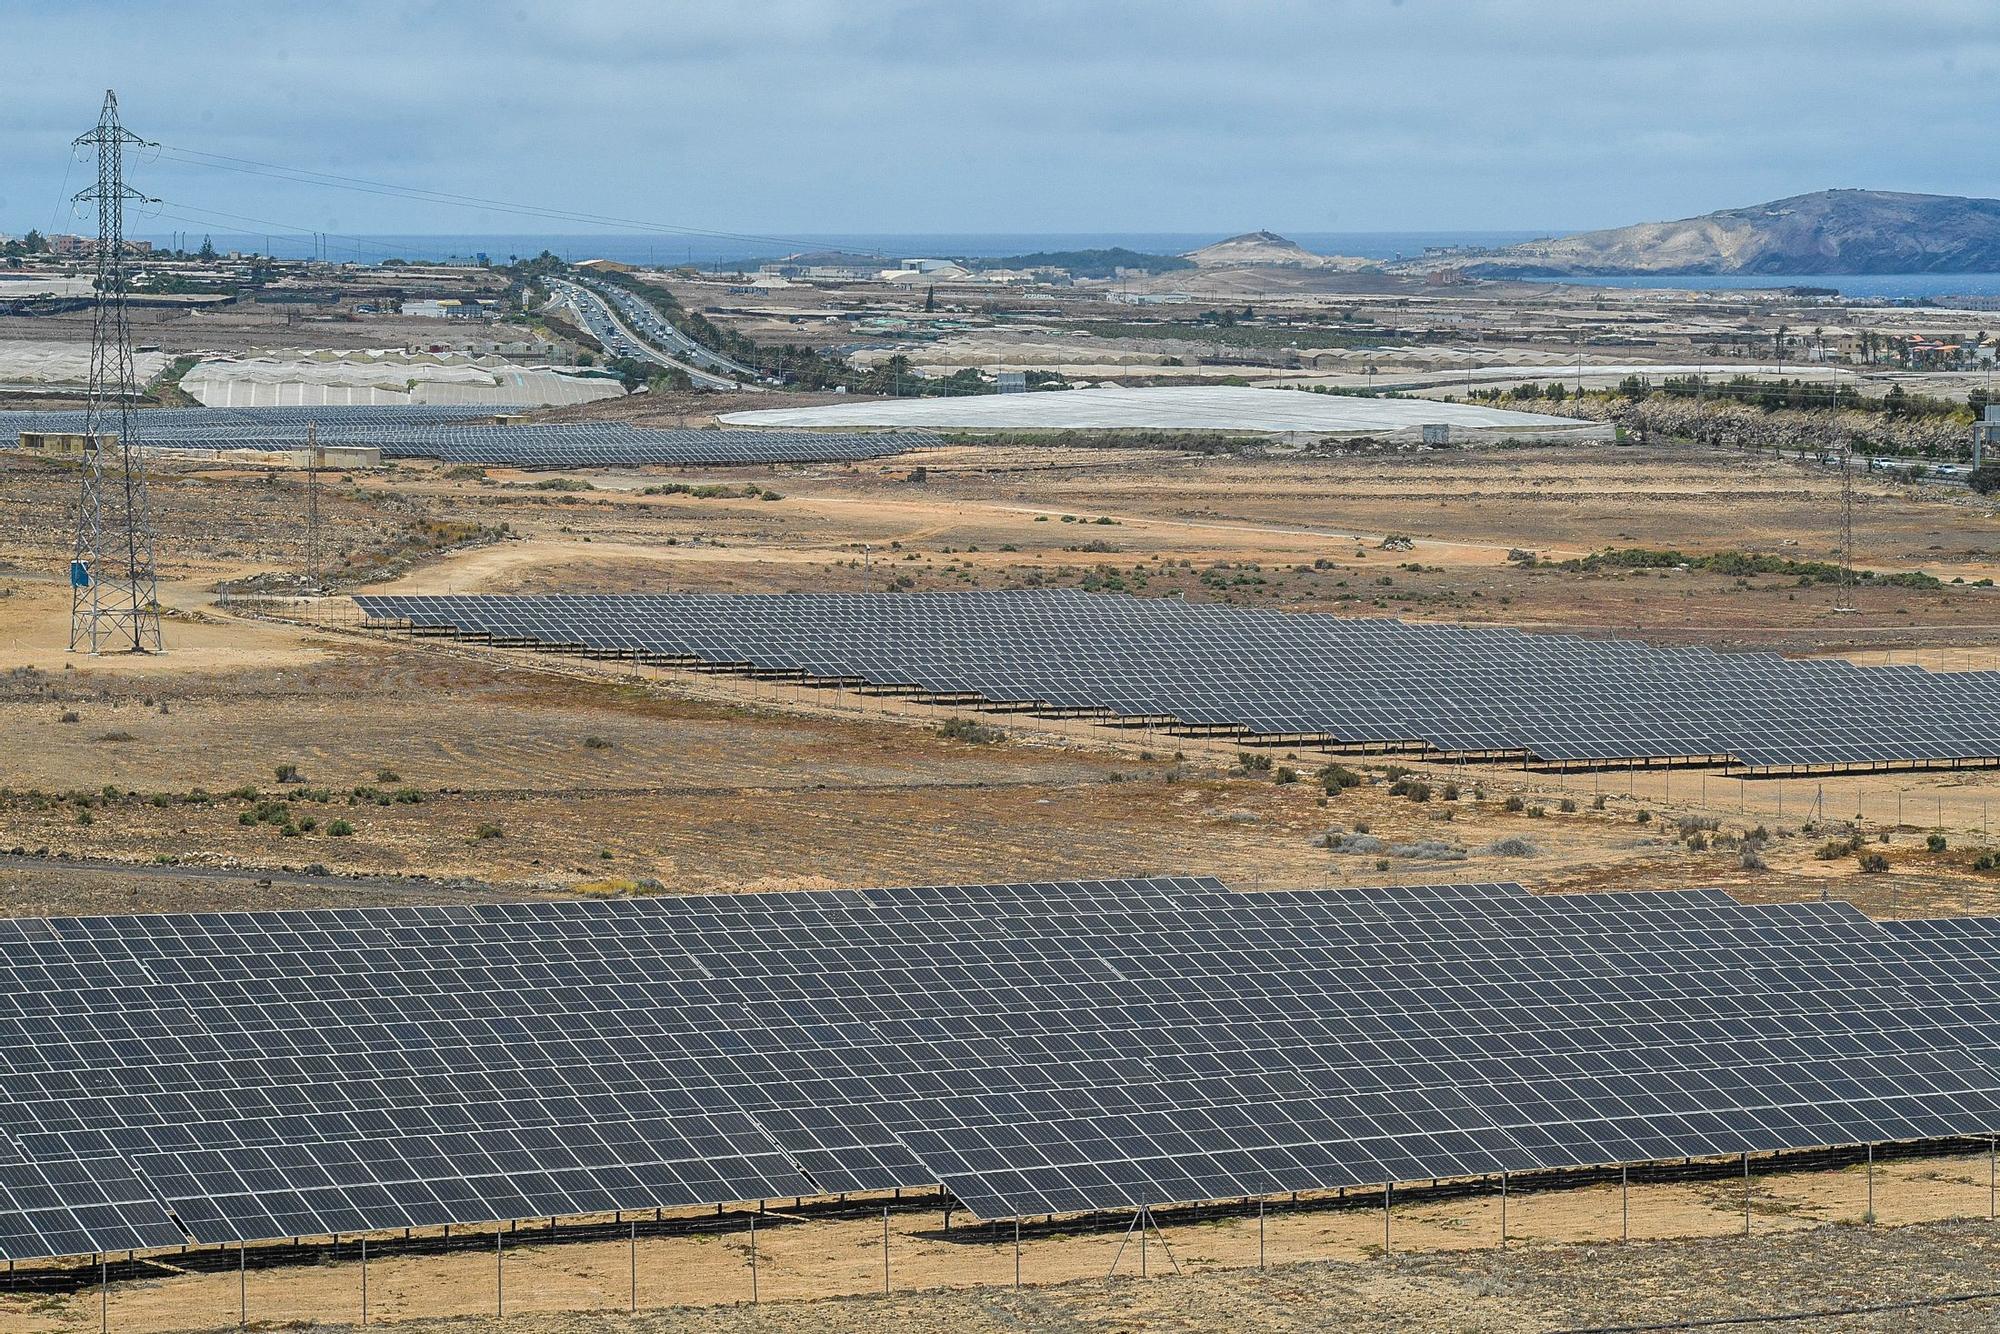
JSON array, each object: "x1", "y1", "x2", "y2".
[{"x1": 69, "y1": 90, "x2": 163, "y2": 655}]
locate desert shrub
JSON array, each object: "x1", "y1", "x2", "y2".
[
  {"x1": 940, "y1": 717, "x2": 1003, "y2": 744},
  {"x1": 1324, "y1": 832, "x2": 1385, "y2": 855},
  {"x1": 1388, "y1": 777, "x2": 1432, "y2": 803},
  {"x1": 1391, "y1": 839, "x2": 1466, "y2": 861},
  {"x1": 474, "y1": 821, "x2": 504, "y2": 840},
  {"x1": 1927, "y1": 833, "x2": 1948, "y2": 853},
  {"x1": 327, "y1": 819, "x2": 354, "y2": 837},
  {"x1": 1557, "y1": 797, "x2": 1577, "y2": 813},
  {"x1": 1502, "y1": 794, "x2": 1526, "y2": 813},
  {"x1": 1442, "y1": 782, "x2": 1461, "y2": 802},
  {"x1": 1485, "y1": 837, "x2": 1540, "y2": 857},
  {"x1": 1635, "y1": 810, "x2": 1651, "y2": 824},
  {"x1": 1274, "y1": 766, "x2": 1299, "y2": 785},
  {"x1": 1237, "y1": 751, "x2": 1273, "y2": 773},
  {"x1": 1318, "y1": 763, "x2": 1362, "y2": 793},
  {"x1": 274, "y1": 763, "x2": 303, "y2": 784},
  {"x1": 582, "y1": 735, "x2": 614, "y2": 750},
  {"x1": 375, "y1": 768, "x2": 401, "y2": 782},
  {"x1": 1858, "y1": 851, "x2": 1889, "y2": 873},
  {"x1": 58, "y1": 711, "x2": 79, "y2": 724}
]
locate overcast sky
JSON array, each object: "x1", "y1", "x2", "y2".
[{"x1": 3, "y1": 0, "x2": 1998, "y2": 244}]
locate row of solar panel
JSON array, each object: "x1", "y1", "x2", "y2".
[
  {"x1": 352, "y1": 590, "x2": 2000, "y2": 770},
  {"x1": 0, "y1": 406, "x2": 931, "y2": 468},
  {"x1": 0, "y1": 877, "x2": 1998, "y2": 1260}
]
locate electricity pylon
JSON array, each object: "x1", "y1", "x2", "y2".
[{"x1": 69, "y1": 89, "x2": 164, "y2": 654}]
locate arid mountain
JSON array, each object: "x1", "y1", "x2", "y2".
[
  {"x1": 1184, "y1": 230, "x2": 1332, "y2": 268},
  {"x1": 1451, "y1": 190, "x2": 2000, "y2": 276}
]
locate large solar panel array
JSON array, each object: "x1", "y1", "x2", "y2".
[
  {"x1": 353, "y1": 589, "x2": 2000, "y2": 773},
  {"x1": 1, "y1": 875, "x2": 1999, "y2": 1262},
  {"x1": 0, "y1": 406, "x2": 930, "y2": 469}
]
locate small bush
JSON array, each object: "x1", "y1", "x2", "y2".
[
  {"x1": 474, "y1": 821, "x2": 504, "y2": 840},
  {"x1": 1388, "y1": 777, "x2": 1433, "y2": 803},
  {"x1": 1591, "y1": 794, "x2": 1607, "y2": 810},
  {"x1": 1927, "y1": 833, "x2": 1948, "y2": 853},
  {"x1": 1502, "y1": 795, "x2": 1526, "y2": 813},
  {"x1": 393, "y1": 788, "x2": 424, "y2": 804},
  {"x1": 58, "y1": 711, "x2": 79, "y2": 724},
  {"x1": 1442, "y1": 782, "x2": 1461, "y2": 802},
  {"x1": 1485, "y1": 837, "x2": 1539, "y2": 857},
  {"x1": 275, "y1": 763, "x2": 303, "y2": 784},
  {"x1": 376, "y1": 768, "x2": 401, "y2": 782},
  {"x1": 1237, "y1": 752, "x2": 1273, "y2": 773},
  {"x1": 1391, "y1": 839, "x2": 1467, "y2": 861},
  {"x1": 1858, "y1": 851, "x2": 1889, "y2": 873},
  {"x1": 1635, "y1": 810, "x2": 1651, "y2": 824},
  {"x1": 940, "y1": 717, "x2": 1003, "y2": 745},
  {"x1": 327, "y1": 819, "x2": 354, "y2": 837},
  {"x1": 582, "y1": 736, "x2": 614, "y2": 751},
  {"x1": 1274, "y1": 766, "x2": 1299, "y2": 785},
  {"x1": 1318, "y1": 763, "x2": 1362, "y2": 793}
]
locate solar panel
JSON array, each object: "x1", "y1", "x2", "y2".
[
  {"x1": 351, "y1": 590, "x2": 2000, "y2": 773},
  {"x1": 0, "y1": 406, "x2": 930, "y2": 470},
  {"x1": 0, "y1": 876, "x2": 1997, "y2": 1259}
]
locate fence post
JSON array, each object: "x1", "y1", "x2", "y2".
[
  {"x1": 750, "y1": 1212, "x2": 759, "y2": 1305},
  {"x1": 99, "y1": 1255, "x2": 106, "y2": 1334},
  {"x1": 1621, "y1": 1164, "x2": 1629, "y2": 1242},
  {"x1": 630, "y1": 1219, "x2": 638, "y2": 1312},
  {"x1": 361, "y1": 1237, "x2": 368, "y2": 1327},
  {"x1": 1866, "y1": 1143, "x2": 1875, "y2": 1224},
  {"x1": 239, "y1": 1242, "x2": 246, "y2": 1327},
  {"x1": 1383, "y1": 1181, "x2": 1391, "y2": 1254},
  {"x1": 1014, "y1": 1215, "x2": 1021, "y2": 1290},
  {"x1": 1500, "y1": 1172, "x2": 1508, "y2": 1249},
  {"x1": 882, "y1": 1206, "x2": 891, "y2": 1295},
  {"x1": 1742, "y1": 1153, "x2": 1751, "y2": 1236},
  {"x1": 496, "y1": 1228, "x2": 503, "y2": 1317},
  {"x1": 1257, "y1": 1199, "x2": 1265, "y2": 1271}
]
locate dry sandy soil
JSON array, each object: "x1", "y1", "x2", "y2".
[
  {"x1": 7, "y1": 431, "x2": 2000, "y2": 1331},
  {"x1": 10, "y1": 1152, "x2": 2000, "y2": 1332}
]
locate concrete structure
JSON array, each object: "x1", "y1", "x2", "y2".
[{"x1": 723, "y1": 384, "x2": 1612, "y2": 441}]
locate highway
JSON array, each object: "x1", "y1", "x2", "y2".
[
  {"x1": 581, "y1": 276, "x2": 762, "y2": 379},
  {"x1": 545, "y1": 279, "x2": 746, "y2": 391}
]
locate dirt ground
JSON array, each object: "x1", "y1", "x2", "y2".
[
  {"x1": 7, "y1": 440, "x2": 2000, "y2": 904},
  {"x1": 9, "y1": 1151, "x2": 2000, "y2": 1333},
  {"x1": 8, "y1": 429, "x2": 2000, "y2": 1331}
]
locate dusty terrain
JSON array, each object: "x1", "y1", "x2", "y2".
[
  {"x1": 8, "y1": 425, "x2": 2000, "y2": 1331},
  {"x1": 10, "y1": 1152, "x2": 2000, "y2": 1332}
]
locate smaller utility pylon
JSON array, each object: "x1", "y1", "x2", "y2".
[
  {"x1": 304, "y1": 422, "x2": 323, "y2": 593},
  {"x1": 1833, "y1": 439, "x2": 1858, "y2": 614}
]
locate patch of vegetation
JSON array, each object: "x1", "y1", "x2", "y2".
[
  {"x1": 940, "y1": 717, "x2": 1003, "y2": 745},
  {"x1": 1559, "y1": 547, "x2": 1942, "y2": 589}
]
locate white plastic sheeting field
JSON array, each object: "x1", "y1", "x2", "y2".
[{"x1": 722, "y1": 384, "x2": 1604, "y2": 436}]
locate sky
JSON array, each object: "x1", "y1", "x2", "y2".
[{"x1": 2, "y1": 0, "x2": 1999, "y2": 244}]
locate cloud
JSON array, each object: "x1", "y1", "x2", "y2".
[{"x1": 3, "y1": 0, "x2": 1998, "y2": 239}]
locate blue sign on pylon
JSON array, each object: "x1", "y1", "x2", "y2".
[{"x1": 69, "y1": 561, "x2": 90, "y2": 588}]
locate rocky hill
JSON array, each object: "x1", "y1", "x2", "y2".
[
  {"x1": 1451, "y1": 190, "x2": 2000, "y2": 276},
  {"x1": 1184, "y1": 230, "x2": 1330, "y2": 268}
]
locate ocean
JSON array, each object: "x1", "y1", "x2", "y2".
[
  {"x1": 133, "y1": 230, "x2": 2000, "y2": 302},
  {"x1": 135, "y1": 229, "x2": 1547, "y2": 269}
]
